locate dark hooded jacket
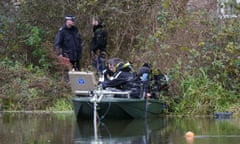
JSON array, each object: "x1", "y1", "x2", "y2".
[{"x1": 90, "y1": 24, "x2": 107, "y2": 53}]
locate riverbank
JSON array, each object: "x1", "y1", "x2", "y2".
[{"x1": 0, "y1": 0, "x2": 239, "y2": 115}]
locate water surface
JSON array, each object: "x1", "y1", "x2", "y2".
[{"x1": 0, "y1": 112, "x2": 239, "y2": 144}]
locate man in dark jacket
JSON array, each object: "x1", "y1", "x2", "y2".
[
  {"x1": 138, "y1": 63, "x2": 151, "y2": 81},
  {"x1": 138, "y1": 63, "x2": 152, "y2": 97},
  {"x1": 54, "y1": 15, "x2": 82, "y2": 71},
  {"x1": 90, "y1": 16, "x2": 107, "y2": 74},
  {"x1": 101, "y1": 60, "x2": 141, "y2": 98}
]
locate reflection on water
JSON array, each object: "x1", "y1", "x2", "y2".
[
  {"x1": 73, "y1": 118, "x2": 168, "y2": 144},
  {"x1": 0, "y1": 112, "x2": 74, "y2": 144},
  {"x1": 0, "y1": 112, "x2": 240, "y2": 144}
]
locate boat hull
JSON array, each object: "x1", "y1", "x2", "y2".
[{"x1": 72, "y1": 97, "x2": 166, "y2": 120}]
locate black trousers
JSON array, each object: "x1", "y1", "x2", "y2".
[{"x1": 70, "y1": 60, "x2": 80, "y2": 71}]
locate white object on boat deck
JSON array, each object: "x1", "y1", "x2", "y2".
[{"x1": 75, "y1": 90, "x2": 131, "y2": 98}]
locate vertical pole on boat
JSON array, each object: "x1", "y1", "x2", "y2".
[
  {"x1": 90, "y1": 90, "x2": 99, "y2": 141},
  {"x1": 92, "y1": 91, "x2": 98, "y2": 140},
  {"x1": 92, "y1": 84, "x2": 104, "y2": 141},
  {"x1": 93, "y1": 100, "x2": 98, "y2": 140},
  {"x1": 144, "y1": 96, "x2": 148, "y2": 118},
  {"x1": 144, "y1": 116, "x2": 149, "y2": 143},
  {"x1": 141, "y1": 73, "x2": 149, "y2": 118},
  {"x1": 143, "y1": 81, "x2": 148, "y2": 118}
]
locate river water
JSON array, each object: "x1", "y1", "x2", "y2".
[{"x1": 0, "y1": 112, "x2": 239, "y2": 144}]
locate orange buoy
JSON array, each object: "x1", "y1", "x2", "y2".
[
  {"x1": 185, "y1": 131, "x2": 194, "y2": 138},
  {"x1": 185, "y1": 131, "x2": 194, "y2": 144}
]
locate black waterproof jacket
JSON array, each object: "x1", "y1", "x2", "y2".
[
  {"x1": 102, "y1": 71, "x2": 134, "y2": 89},
  {"x1": 90, "y1": 25, "x2": 107, "y2": 53},
  {"x1": 54, "y1": 24, "x2": 82, "y2": 61},
  {"x1": 102, "y1": 63, "x2": 134, "y2": 89},
  {"x1": 102, "y1": 63, "x2": 142, "y2": 98}
]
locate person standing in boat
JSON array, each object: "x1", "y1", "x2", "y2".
[
  {"x1": 90, "y1": 16, "x2": 107, "y2": 75},
  {"x1": 138, "y1": 63, "x2": 152, "y2": 98},
  {"x1": 54, "y1": 15, "x2": 83, "y2": 71}
]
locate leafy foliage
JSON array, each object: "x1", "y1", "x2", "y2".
[
  {"x1": 0, "y1": 59, "x2": 71, "y2": 110},
  {"x1": 0, "y1": 0, "x2": 239, "y2": 113},
  {"x1": 173, "y1": 69, "x2": 239, "y2": 115},
  {"x1": 47, "y1": 99, "x2": 73, "y2": 111}
]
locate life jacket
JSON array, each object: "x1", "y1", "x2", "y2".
[
  {"x1": 111, "y1": 62, "x2": 141, "y2": 98},
  {"x1": 122, "y1": 73, "x2": 142, "y2": 98}
]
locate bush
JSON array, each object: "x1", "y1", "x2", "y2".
[
  {"x1": 173, "y1": 69, "x2": 239, "y2": 115},
  {"x1": 0, "y1": 0, "x2": 239, "y2": 113}
]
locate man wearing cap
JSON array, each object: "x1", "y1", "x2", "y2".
[{"x1": 54, "y1": 15, "x2": 82, "y2": 71}]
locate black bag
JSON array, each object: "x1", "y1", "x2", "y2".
[{"x1": 123, "y1": 76, "x2": 142, "y2": 98}]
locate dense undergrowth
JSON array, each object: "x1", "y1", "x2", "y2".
[
  {"x1": 0, "y1": 0, "x2": 239, "y2": 115},
  {"x1": 0, "y1": 58, "x2": 72, "y2": 110}
]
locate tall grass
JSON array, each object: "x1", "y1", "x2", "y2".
[{"x1": 173, "y1": 68, "x2": 238, "y2": 115}]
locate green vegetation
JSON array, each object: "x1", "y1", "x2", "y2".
[
  {"x1": 172, "y1": 69, "x2": 238, "y2": 115},
  {"x1": 0, "y1": 58, "x2": 71, "y2": 110},
  {"x1": 0, "y1": 0, "x2": 239, "y2": 114},
  {"x1": 47, "y1": 99, "x2": 73, "y2": 112}
]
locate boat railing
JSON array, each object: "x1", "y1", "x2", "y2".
[{"x1": 74, "y1": 90, "x2": 131, "y2": 99}]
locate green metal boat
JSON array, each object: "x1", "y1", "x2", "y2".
[
  {"x1": 72, "y1": 96, "x2": 166, "y2": 120},
  {"x1": 69, "y1": 71, "x2": 166, "y2": 120}
]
